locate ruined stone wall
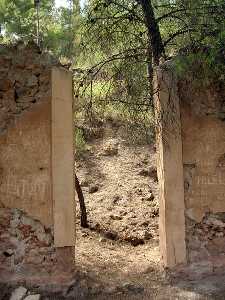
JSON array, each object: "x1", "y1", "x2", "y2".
[
  {"x1": 179, "y1": 78, "x2": 225, "y2": 272},
  {"x1": 0, "y1": 43, "x2": 75, "y2": 284},
  {"x1": 155, "y1": 64, "x2": 225, "y2": 273},
  {"x1": 0, "y1": 42, "x2": 57, "y2": 227},
  {"x1": 0, "y1": 42, "x2": 57, "y2": 134}
]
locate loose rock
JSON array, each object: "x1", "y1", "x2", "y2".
[
  {"x1": 10, "y1": 287, "x2": 27, "y2": 300},
  {"x1": 89, "y1": 184, "x2": 99, "y2": 194},
  {"x1": 102, "y1": 140, "x2": 119, "y2": 156},
  {"x1": 24, "y1": 295, "x2": 41, "y2": 300}
]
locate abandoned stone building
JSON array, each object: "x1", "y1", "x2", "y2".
[{"x1": 0, "y1": 42, "x2": 225, "y2": 287}]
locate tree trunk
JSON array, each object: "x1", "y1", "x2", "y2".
[
  {"x1": 75, "y1": 173, "x2": 88, "y2": 228},
  {"x1": 138, "y1": 0, "x2": 165, "y2": 65}
]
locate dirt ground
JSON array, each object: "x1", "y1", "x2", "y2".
[
  {"x1": 75, "y1": 134, "x2": 160, "y2": 294},
  {"x1": 73, "y1": 128, "x2": 225, "y2": 300}
]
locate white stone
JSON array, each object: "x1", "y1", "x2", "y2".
[
  {"x1": 10, "y1": 287, "x2": 27, "y2": 300},
  {"x1": 24, "y1": 295, "x2": 41, "y2": 300}
]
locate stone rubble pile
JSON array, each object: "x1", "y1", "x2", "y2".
[
  {"x1": 0, "y1": 208, "x2": 56, "y2": 279},
  {"x1": 187, "y1": 212, "x2": 225, "y2": 268}
]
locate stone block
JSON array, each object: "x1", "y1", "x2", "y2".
[
  {"x1": 24, "y1": 295, "x2": 40, "y2": 300},
  {"x1": 154, "y1": 66, "x2": 186, "y2": 267},
  {"x1": 10, "y1": 287, "x2": 27, "y2": 300}
]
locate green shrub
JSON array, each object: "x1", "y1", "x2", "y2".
[{"x1": 74, "y1": 127, "x2": 86, "y2": 155}]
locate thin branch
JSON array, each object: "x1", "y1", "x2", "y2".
[
  {"x1": 157, "y1": 8, "x2": 186, "y2": 22},
  {"x1": 163, "y1": 29, "x2": 196, "y2": 47}
]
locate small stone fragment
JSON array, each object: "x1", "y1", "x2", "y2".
[
  {"x1": 24, "y1": 295, "x2": 41, "y2": 300},
  {"x1": 125, "y1": 236, "x2": 145, "y2": 246},
  {"x1": 121, "y1": 283, "x2": 144, "y2": 294},
  {"x1": 99, "y1": 237, "x2": 107, "y2": 243},
  {"x1": 10, "y1": 287, "x2": 27, "y2": 300},
  {"x1": 145, "y1": 193, "x2": 155, "y2": 201},
  {"x1": 112, "y1": 194, "x2": 121, "y2": 204},
  {"x1": 102, "y1": 140, "x2": 119, "y2": 156},
  {"x1": 110, "y1": 214, "x2": 122, "y2": 220},
  {"x1": 104, "y1": 230, "x2": 118, "y2": 240},
  {"x1": 148, "y1": 167, "x2": 158, "y2": 181},
  {"x1": 138, "y1": 169, "x2": 149, "y2": 177},
  {"x1": 135, "y1": 188, "x2": 143, "y2": 195},
  {"x1": 80, "y1": 179, "x2": 89, "y2": 187},
  {"x1": 143, "y1": 231, "x2": 153, "y2": 240},
  {"x1": 105, "y1": 286, "x2": 117, "y2": 294},
  {"x1": 151, "y1": 207, "x2": 159, "y2": 217},
  {"x1": 138, "y1": 167, "x2": 158, "y2": 181},
  {"x1": 89, "y1": 184, "x2": 99, "y2": 194}
]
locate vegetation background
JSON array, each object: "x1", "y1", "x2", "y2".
[{"x1": 0, "y1": 0, "x2": 224, "y2": 149}]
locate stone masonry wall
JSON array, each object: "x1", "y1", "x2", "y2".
[
  {"x1": 0, "y1": 42, "x2": 58, "y2": 226},
  {"x1": 179, "y1": 78, "x2": 225, "y2": 273},
  {"x1": 0, "y1": 43, "x2": 74, "y2": 284},
  {"x1": 0, "y1": 42, "x2": 57, "y2": 134}
]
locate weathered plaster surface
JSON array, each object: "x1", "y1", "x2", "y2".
[
  {"x1": 51, "y1": 67, "x2": 75, "y2": 247},
  {"x1": 179, "y1": 79, "x2": 225, "y2": 270},
  {"x1": 180, "y1": 83, "x2": 225, "y2": 222},
  {"x1": 154, "y1": 67, "x2": 186, "y2": 268},
  {"x1": 0, "y1": 101, "x2": 52, "y2": 227},
  {"x1": 0, "y1": 43, "x2": 53, "y2": 227}
]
